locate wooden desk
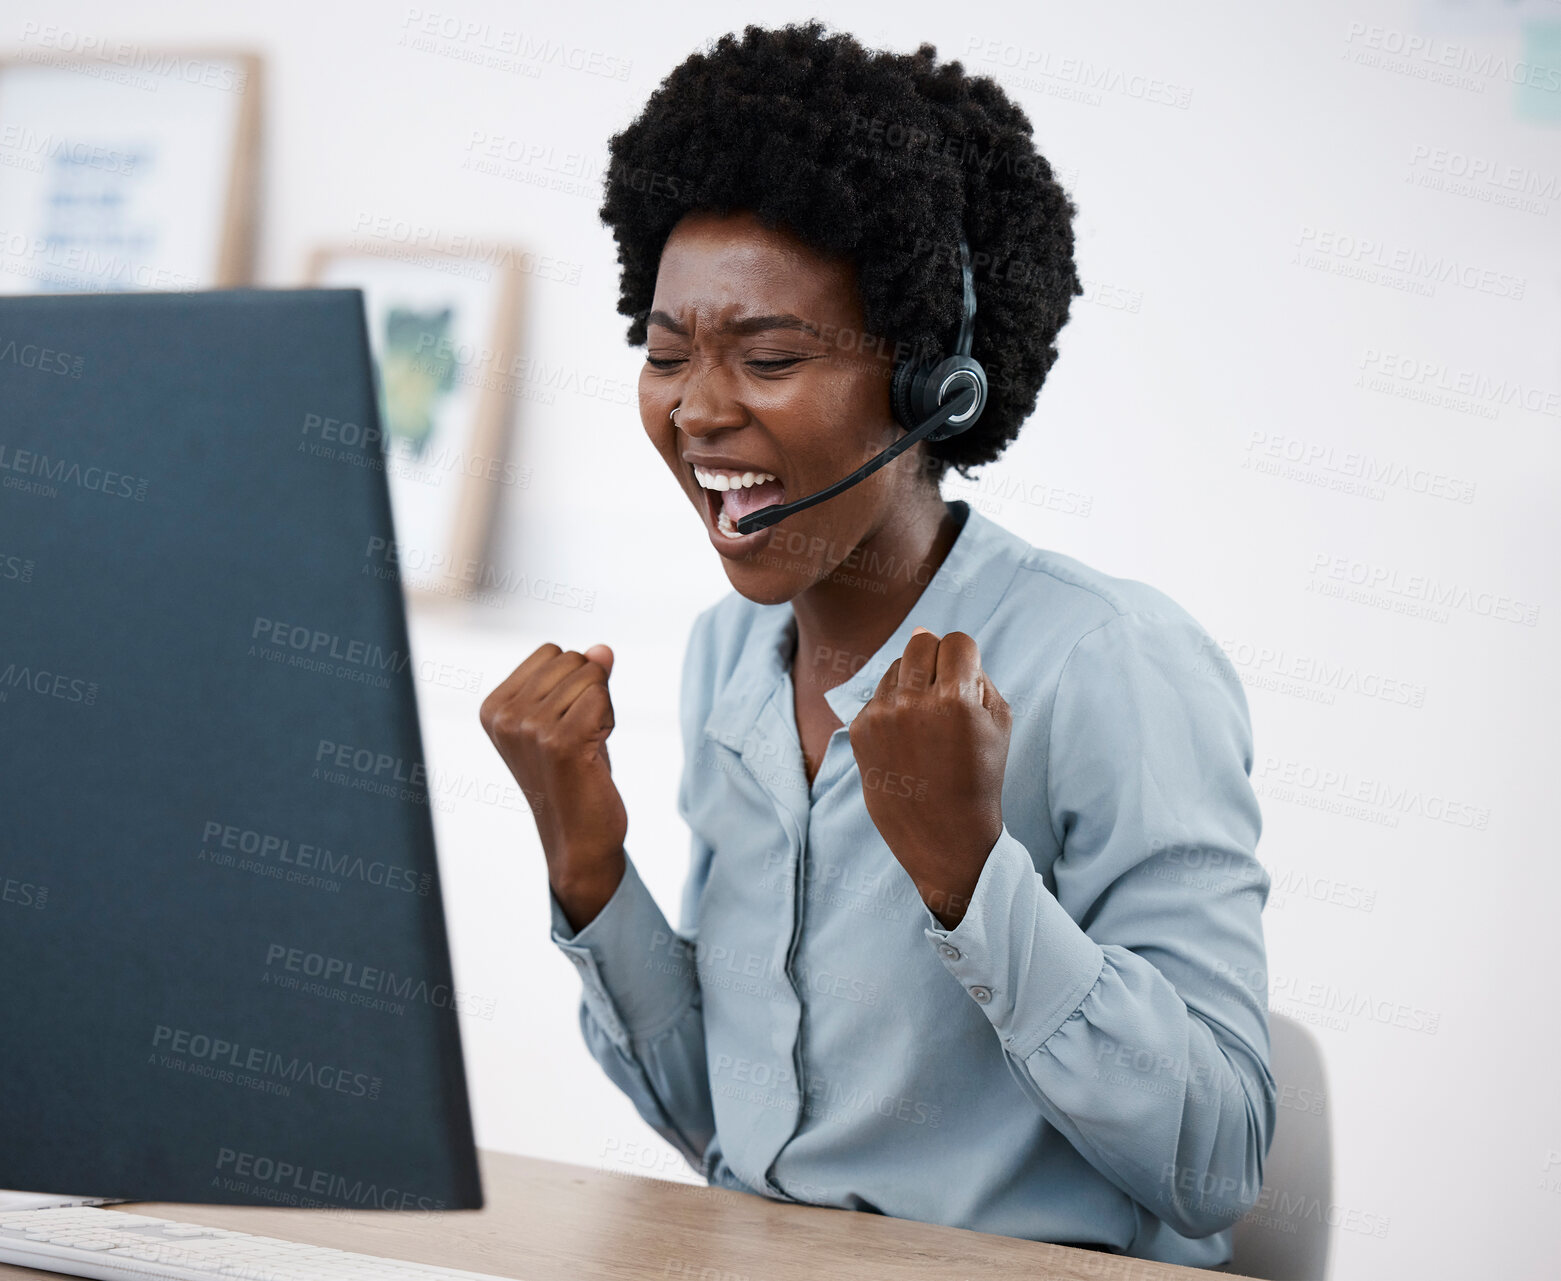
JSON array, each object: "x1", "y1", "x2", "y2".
[{"x1": 0, "y1": 1150, "x2": 1259, "y2": 1281}]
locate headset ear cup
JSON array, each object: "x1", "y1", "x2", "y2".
[{"x1": 922, "y1": 356, "x2": 988, "y2": 441}]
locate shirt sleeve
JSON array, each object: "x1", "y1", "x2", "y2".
[
  {"x1": 918, "y1": 608, "x2": 1276, "y2": 1240},
  {"x1": 546, "y1": 613, "x2": 719, "y2": 1177},
  {"x1": 548, "y1": 848, "x2": 715, "y2": 1174}
]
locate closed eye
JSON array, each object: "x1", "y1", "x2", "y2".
[{"x1": 644, "y1": 356, "x2": 807, "y2": 371}]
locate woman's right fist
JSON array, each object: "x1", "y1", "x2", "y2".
[{"x1": 479, "y1": 642, "x2": 627, "y2": 887}]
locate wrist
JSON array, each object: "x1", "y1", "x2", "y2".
[
  {"x1": 905, "y1": 844, "x2": 991, "y2": 930},
  {"x1": 550, "y1": 847, "x2": 626, "y2": 932},
  {"x1": 923, "y1": 885, "x2": 973, "y2": 930}
]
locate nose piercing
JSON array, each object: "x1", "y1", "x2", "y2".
[{"x1": 671, "y1": 406, "x2": 680, "y2": 426}]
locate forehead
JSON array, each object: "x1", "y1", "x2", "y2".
[{"x1": 651, "y1": 209, "x2": 860, "y2": 329}]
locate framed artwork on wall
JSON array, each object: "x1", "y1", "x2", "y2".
[
  {"x1": 0, "y1": 46, "x2": 260, "y2": 292},
  {"x1": 307, "y1": 241, "x2": 526, "y2": 602}
]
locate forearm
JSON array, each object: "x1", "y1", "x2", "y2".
[
  {"x1": 550, "y1": 848, "x2": 716, "y2": 1174},
  {"x1": 924, "y1": 825, "x2": 1275, "y2": 1239},
  {"x1": 1017, "y1": 946, "x2": 1274, "y2": 1237},
  {"x1": 575, "y1": 995, "x2": 716, "y2": 1174}
]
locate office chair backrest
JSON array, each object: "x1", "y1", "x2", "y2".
[{"x1": 1228, "y1": 1012, "x2": 1334, "y2": 1280}]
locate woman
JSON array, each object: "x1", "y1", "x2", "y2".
[{"x1": 480, "y1": 21, "x2": 1273, "y2": 1270}]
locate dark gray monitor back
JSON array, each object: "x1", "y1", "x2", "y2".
[{"x1": 0, "y1": 288, "x2": 482, "y2": 1210}]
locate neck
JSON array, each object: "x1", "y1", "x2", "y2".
[{"x1": 788, "y1": 491, "x2": 962, "y2": 698}]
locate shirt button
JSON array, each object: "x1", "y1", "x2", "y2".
[
  {"x1": 970, "y1": 985, "x2": 992, "y2": 1004},
  {"x1": 937, "y1": 943, "x2": 960, "y2": 961}
]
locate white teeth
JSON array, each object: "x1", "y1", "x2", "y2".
[
  {"x1": 716, "y1": 509, "x2": 750, "y2": 539},
  {"x1": 695, "y1": 466, "x2": 777, "y2": 491}
]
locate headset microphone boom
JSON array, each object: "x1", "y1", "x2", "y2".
[{"x1": 733, "y1": 235, "x2": 990, "y2": 535}]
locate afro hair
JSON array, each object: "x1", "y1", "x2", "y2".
[{"x1": 597, "y1": 19, "x2": 1083, "y2": 480}]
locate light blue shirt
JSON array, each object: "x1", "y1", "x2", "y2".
[{"x1": 549, "y1": 499, "x2": 1274, "y2": 1268}]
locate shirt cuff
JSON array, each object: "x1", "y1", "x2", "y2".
[
  {"x1": 549, "y1": 850, "x2": 698, "y2": 1049},
  {"x1": 922, "y1": 824, "x2": 1105, "y2": 1060}
]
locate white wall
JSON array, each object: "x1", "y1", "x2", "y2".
[{"x1": 10, "y1": 2, "x2": 1559, "y2": 1276}]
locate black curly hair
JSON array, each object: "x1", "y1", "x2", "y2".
[{"x1": 597, "y1": 19, "x2": 1082, "y2": 480}]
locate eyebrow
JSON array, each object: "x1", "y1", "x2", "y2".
[{"x1": 646, "y1": 310, "x2": 821, "y2": 338}]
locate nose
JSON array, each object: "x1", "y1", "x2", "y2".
[{"x1": 671, "y1": 359, "x2": 748, "y2": 438}]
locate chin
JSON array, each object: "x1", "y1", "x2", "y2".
[{"x1": 721, "y1": 557, "x2": 806, "y2": 607}]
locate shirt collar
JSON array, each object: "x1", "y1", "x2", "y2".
[{"x1": 702, "y1": 500, "x2": 1029, "y2": 749}]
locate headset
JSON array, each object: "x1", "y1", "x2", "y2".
[{"x1": 732, "y1": 234, "x2": 989, "y2": 535}]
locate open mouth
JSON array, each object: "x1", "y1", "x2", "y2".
[{"x1": 697, "y1": 474, "x2": 788, "y2": 539}]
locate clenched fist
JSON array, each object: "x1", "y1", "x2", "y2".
[
  {"x1": 479, "y1": 642, "x2": 626, "y2": 929},
  {"x1": 848, "y1": 626, "x2": 1012, "y2": 929}
]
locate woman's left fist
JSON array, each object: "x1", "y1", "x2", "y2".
[{"x1": 848, "y1": 626, "x2": 1013, "y2": 928}]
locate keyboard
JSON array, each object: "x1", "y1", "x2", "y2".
[{"x1": 0, "y1": 1206, "x2": 520, "y2": 1280}]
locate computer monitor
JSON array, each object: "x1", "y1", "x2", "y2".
[{"x1": 0, "y1": 289, "x2": 482, "y2": 1210}]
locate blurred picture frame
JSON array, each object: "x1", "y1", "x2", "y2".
[
  {"x1": 0, "y1": 44, "x2": 260, "y2": 292},
  {"x1": 306, "y1": 241, "x2": 525, "y2": 604}
]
